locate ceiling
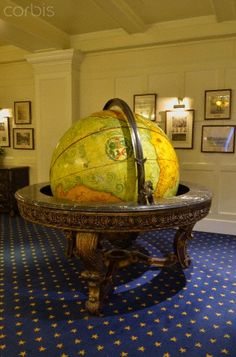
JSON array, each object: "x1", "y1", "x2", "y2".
[{"x1": 0, "y1": 0, "x2": 236, "y2": 53}]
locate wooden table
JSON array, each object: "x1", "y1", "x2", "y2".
[{"x1": 15, "y1": 182, "x2": 211, "y2": 314}]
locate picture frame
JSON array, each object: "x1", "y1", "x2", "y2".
[
  {"x1": 204, "y1": 89, "x2": 231, "y2": 119},
  {"x1": 165, "y1": 109, "x2": 194, "y2": 149},
  {"x1": 14, "y1": 101, "x2": 32, "y2": 124},
  {"x1": 0, "y1": 117, "x2": 10, "y2": 147},
  {"x1": 13, "y1": 128, "x2": 34, "y2": 150},
  {"x1": 133, "y1": 93, "x2": 157, "y2": 121},
  {"x1": 201, "y1": 125, "x2": 235, "y2": 153}
]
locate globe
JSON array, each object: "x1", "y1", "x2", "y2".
[{"x1": 50, "y1": 107, "x2": 179, "y2": 204}]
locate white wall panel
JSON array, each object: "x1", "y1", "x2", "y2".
[
  {"x1": 80, "y1": 77, "x2": 115, "y2": 117},
  {"x1": 185, "y1": 69, "x2": 219, "y2": 120},
  {"x1": 115, "y1": 75, "x2": 147, "y2": 107},
  {"x1": 224, "y1": 68, "x2": 236, "y2": 123},
  {"x1": 219, "y1": 166, "x2": 236, "y2": 215},
  {"x1": 149, "y1": 72, "x2": 183, "y2": 97},
  {"x1": 148, "y1": 72, "x2": 184, "y2": 120},
  {"x1": 180, "y1": 162, "x2": 218, "y2": 214},
  {"x1": 37, "y1": 76, "x2": 69, "y2": 181}
]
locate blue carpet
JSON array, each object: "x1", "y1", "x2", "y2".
[{"x1": 0, "y1": 213, "x2": 236, "y2": 357}]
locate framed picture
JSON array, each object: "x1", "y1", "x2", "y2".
[
  {"x1": 133, "y1": 93, "x2": 157, "y2": 121},
  {"x1": 14, "y1": 101, "x2": 32, "y2": 124},
  {"x1": 13, "y1": 128, "x2": 34, "y2": 150},
  {"x1": 204, "y1": 89, "x2": 231, "y2": 119},
  {"x1": 201, "y1": 125, "x2": 235, "y2": 153},
  {"x1": 0, "y1": 117, "x2": 10, "y2": 147},
  {"x1": 165, "y1": 109, "x2": 194, "y2": 149}
]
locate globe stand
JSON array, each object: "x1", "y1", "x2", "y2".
[
  {"x1": 16, "y1": 181, "x2": 211, "y2": 314},
  {"x1": 15, "y1": 99, "x2": 212, "y2": 314},
  {"x1": 66, "y1": 229, "x2": 179, "y2": 314}
]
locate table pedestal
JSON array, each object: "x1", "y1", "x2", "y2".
[
  {"x1": 15, "y1": 182, "x2": 211, "y2": 314},
  {"x1": 65, "y1": 224, "x2": 194, "y2": 314}
]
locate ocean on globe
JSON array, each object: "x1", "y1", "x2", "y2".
[{"x1": 50, "y1": 109, "x2": 179, "y2": 203}]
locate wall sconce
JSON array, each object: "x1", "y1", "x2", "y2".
[
  {"x1": 0, "y1": 108, "x2": 13, "y2": 121},
  {"x1": 173, "y1": 97, "x2": 185, "y2": 109}
]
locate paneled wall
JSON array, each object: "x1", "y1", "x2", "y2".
[
  {"x1": 79, "y1": 38, "x2": 236, "y2": 234},
  {"x1": 0, "y1": 58, "x2": 37, "y2": 183},
  {"x1": 0, "y1": 40, "x2": 235, "y2": 234},
  {"x1": 0, "y1": 48, "x2": 80, "y2": 184}
]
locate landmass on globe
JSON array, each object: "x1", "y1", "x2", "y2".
[{"x1": 50, "y1": 109, "x2": 179, "y2": 203}]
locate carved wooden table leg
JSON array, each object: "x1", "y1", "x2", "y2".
[
  {"x1": 173, "y1": 224, "x2": 194, "y2": 268},
  {"x1": 72, "y1": 224, "x2": 195, "y2": 313},
  {"x1": 75, "y1": 232, "x2": 110, "y2": 314}
]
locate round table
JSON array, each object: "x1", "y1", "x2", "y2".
[{"x1": 16, "y1": 181, "x2": 212, "y2": 314}]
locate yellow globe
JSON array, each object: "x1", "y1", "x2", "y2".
[{"x1": 50, "y1": 109, "x2": 179, "y2": 203}]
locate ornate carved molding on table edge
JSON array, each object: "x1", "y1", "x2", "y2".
[{"x1": 17, "y1": 201, "x2": 211, "y2": 232}]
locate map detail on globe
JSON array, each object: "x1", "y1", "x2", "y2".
[{"x1": 50, "y1": 109, "x2": 179, "y2": 203}]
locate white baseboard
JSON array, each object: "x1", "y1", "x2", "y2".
[{"x1": 194, "y1": 218, "x2": 236, "y2": 235}]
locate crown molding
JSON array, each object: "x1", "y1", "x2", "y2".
[
  {"x1": 0, "y1": 45, "x2": 29, "y2": 64},
  {"x1": 26, "y1": 49, "x2": 84, "y2": 72}
]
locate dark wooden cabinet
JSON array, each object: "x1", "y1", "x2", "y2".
[{"x1": 0, "y1": 166, "x2": 29, "y2": 215}]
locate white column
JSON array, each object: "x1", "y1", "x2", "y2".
[{"x1": 26, "y1": 49, "x2": 83, "y2": 182}]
